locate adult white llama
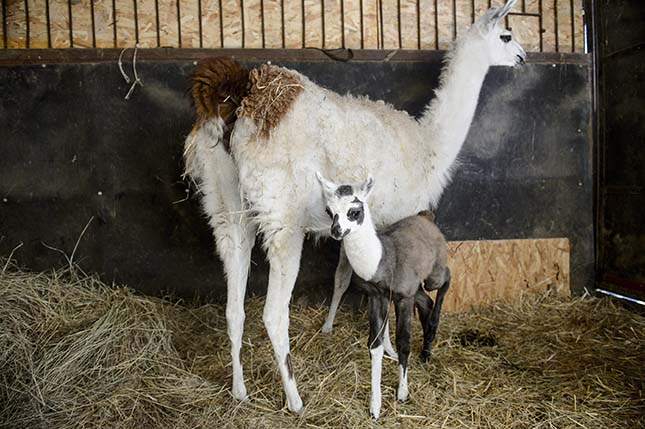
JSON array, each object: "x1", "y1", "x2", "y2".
[{"x1": 184, "y1": 0, "x2": 525, "y2": 414}]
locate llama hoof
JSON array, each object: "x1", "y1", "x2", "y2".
[
  {"x1": 369, "y1": 405, "x2": 381, "y2": 420},
  {"x1": 232, "y1": 385, "x2": 249, "y2": 402},
  {"x1": 287, "y1": 397, "x2": 304, "y2": 415},
  {"x1": 397, "y1": 388, "x2": 409, "y2": 402},
  {"x1": 419, "y1": 350, "x2": 431, "y2": 362},
  {"x1": 321, "y1": 322, "x2": 333, "y2": 334}
]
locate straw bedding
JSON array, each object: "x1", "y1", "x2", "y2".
[{"x1": 1, "y1": 262, "x2": 643, "y2": 428}]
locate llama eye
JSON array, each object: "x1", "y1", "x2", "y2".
[
  {"x1": 347, "y1": 208, "x2": 361, "y2": 221},
  {"x1": 500, "y1": 34, "x2": 512, "y2": 43},
  {"x1": 325, "y1": 207, "x2": 333, "y2": 218}
]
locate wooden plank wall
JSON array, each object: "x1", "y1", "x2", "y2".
[
  {"x1": 2, "y1": 0, "x2": 585, "y2": 52},
  {"x1": 438, "y1": 238, "x2": 570, "y2": 313}
]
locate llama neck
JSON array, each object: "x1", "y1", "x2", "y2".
[
  {"x1": 419, "y1": 34, "x2": 490, "y2": 184},
  {"x1": 343, "y1": 212, "x2": 383, "y2": 282}
]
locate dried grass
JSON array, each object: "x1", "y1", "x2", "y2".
[{"x1": 1, "y1": 261, "x2": 643, "y2": 428}]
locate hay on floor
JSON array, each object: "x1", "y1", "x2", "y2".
[{"x1": 0, "y1": 261, "x2": 643, "y2": 428}]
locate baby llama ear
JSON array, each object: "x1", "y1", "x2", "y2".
[
  {"x1": 315, "y1": 171, "x2": 336, "y2": 197},
  {"x1": 360, "y1": 174, "x2": 375, "y2": 198}
]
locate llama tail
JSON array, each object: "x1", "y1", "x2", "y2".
[{"x1": 190, "y1": 57, "x2": 250, "y2": 142}]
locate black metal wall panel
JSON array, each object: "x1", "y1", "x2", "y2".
[
  {"x1": 0, "y1": 55, "x2": 592, "y2": 303},
  {"x1": 595, "y1": 0, "x2": 645, "y2": 296}
]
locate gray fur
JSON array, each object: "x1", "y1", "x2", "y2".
[
  {"x1": 371, "y1": 214, "x2": 449, "y2": 295},
  {"x1": 361, "y1": 211, "x2": 451, "y2": 360},
  {"x1": 362, "y1": 212, "x2": 451, "y2": 411}
]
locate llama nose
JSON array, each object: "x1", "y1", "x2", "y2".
[
  {"x1": 331, "y1": 223, "x2": 342, "y2": 239},
  {"x1": 516, "y1": 54, "x2": 525, "y2": 65}
]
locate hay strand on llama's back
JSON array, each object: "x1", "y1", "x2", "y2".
[
  {"x1": 1, "y1": 261, "x2": 643, "y2": 428},
  {"x1": 238, "y1": 64, "x2": 304, "y2": 137}
]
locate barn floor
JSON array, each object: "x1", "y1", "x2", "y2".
[{"x1": 1, "y1": 262, "x2": 643, "y2": 428}]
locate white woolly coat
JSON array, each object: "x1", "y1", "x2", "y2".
[{"x1": 231, "y1": 74, "x2": 458, "y2": 242}]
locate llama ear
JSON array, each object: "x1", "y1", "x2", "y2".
[
  {"x1": 316, "y1": 171, "x2": 336, "y2": 197},
  {"x1": 476, "y1": 7, "x2": 501, "y2": 31},
  {"x1": 360, "y1": 175, "x2": 375, "y2": 199},
  {"x1": 477, "y1": 0, "x2": 516, "y2": 31},
  {"x1": 496, "y1": 0, "x2": 518, "y2": 21}
]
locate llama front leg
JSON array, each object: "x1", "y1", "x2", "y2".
[
  {"x1": 321, "y1": 246, "x2": 352, "y2": 333},
  {"x1": 394, "y1": 296, "x2": 414, "y2": 402},
  {"x1": 367, "y1": 294, "x2": 389, "y2": 420},
  {"x1": 263, "y1": 230, "x2": 305, "y2": 414}
]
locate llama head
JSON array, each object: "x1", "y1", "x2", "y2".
[
  {"x1": 473, "y1": 0, "x2": 526, "y2": 67},
  {"x1": 316, "y1": 172, "x2": 374, "y2": 240}
]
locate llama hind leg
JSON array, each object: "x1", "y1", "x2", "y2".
[
  {"x1": 415, "y1": 290, "x2": 434, "y2": 362},
  {"x1": 263, "y1": 229, "x2": 305, "y2": 413},
  {"x1": 418, "y1": 267, "x2": 451, "y2": 360},
  {"x1": 217, "y1": 221, "x2": 255, "y2": 401},
  {"x1": 426, "y1": 268, "x2": 451, "y2": 347},
  {"x1": 322, "y1": 246, "x2": 352, "y2": 333},
  {"x1": 192, "y1": 131, "x2": 256, "y2": 401},
  {"x1": 204, "y1": 181, "x2": 254, "y2": 400}
]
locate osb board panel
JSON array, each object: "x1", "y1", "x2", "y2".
[
  {"x1": 437, "y1": 238, "x2": 570, "y2": 313},
  {"x1": 3, "y1": 0, "x2": 584, "y2": 52}
]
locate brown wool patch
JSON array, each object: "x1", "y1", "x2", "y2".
[
  {"x1": 191, "y1": 57, "x2": 250, "y2": 123},
  {"x1": 190, "y1": 58, "x2": 250, "y2": 151},
  {"x1": 238, "y1": 65, "x2": 304, "y2": 137}
]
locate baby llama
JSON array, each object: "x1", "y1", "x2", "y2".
[{"x1": 317, "y1": 172, "x2": 451, "y2": 419}]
